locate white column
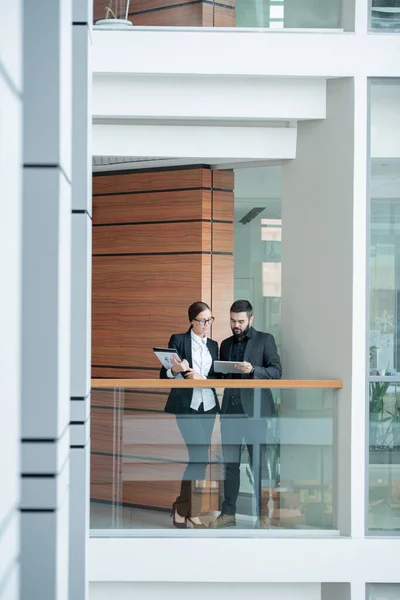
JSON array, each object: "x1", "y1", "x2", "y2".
[
  {"x1": 69, "y1": 1, "x2": 92, "y2": 599},
  {"x1": 0, "y1": 2, "x2": 22, "y2": 599},
  {"x1": 21, "y1": 1, "x2": 72, "y2": 600},
  {"x1": 282, "y1": 78, "x2": 368, "y2": 537}
]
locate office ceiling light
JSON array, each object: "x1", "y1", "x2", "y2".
[
  {"x1": 96, "y1": 1, "x2": 133, "y2": 28},
  {"x1": 239, "y1": 207, "x2": 266, "y2": 225}
]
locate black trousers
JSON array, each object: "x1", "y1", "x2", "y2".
[
  {"x1": 221, "y1": 402, "x2": 278, "y2": 517},
  {"x1": 175, "y1": 404, "x2": 217, "y2": 517}
]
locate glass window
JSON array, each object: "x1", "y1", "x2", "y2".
[
  {"x1": 234, "y1": 167, "x2": 282, "y2": 350},
  {"x1": 368, "y1": 81, "x2": 400, "y2": 532},
  {"x1": 93, "y1": 0, "x2": 342, "y2": 29},
  {"x1": 370, "y1": 0, "x2": 400, "y2": 32},
  {"x1": 368, "y1": 584, "x2": 400, "y2": 599}
]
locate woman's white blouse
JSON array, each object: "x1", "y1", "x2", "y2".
[{"x1": 167, "y1": 331, "x2": 216, "y2": 411}]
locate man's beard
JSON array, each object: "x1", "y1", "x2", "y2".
[{"x1": 232, "y1": 323, "x2": 251, "y2": 340}]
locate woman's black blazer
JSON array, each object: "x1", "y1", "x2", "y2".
[{"x1": 160, "y1": 331, "x2": 220, "y2": 414}]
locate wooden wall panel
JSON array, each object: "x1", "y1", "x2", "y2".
[
  {"x1": 213, "y1": 169, "x2": 235, "y2": 190},
  {"x1": 214, "y1": 5, "x2": 236, "y2": 26},
  {"x1": 93, "y1": 190, "x2": 212, "y2": 225},
  {"x1": 133, "y1": 4, "x2": 205, "y2": 27},
  {"x1": 212, "y1": 222, "x2": 234, "y2": 253},
  {"x1": 212, "y1": 254, "x2": 235, "y2": 345},
  {"x1": 92, "y1": 254, "x2": 210, "y2": 369},
  {"x1": 213, "y1": 190, "x2": 234, "y2": 221}
]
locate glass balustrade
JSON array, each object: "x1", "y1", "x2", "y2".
[{"x1": 90, "y1": 379, "x2": 340, "y2": 534}]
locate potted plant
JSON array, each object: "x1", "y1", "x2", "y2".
[{"x1": 96, "y1": 1, "x2": 133, "y2": 28}]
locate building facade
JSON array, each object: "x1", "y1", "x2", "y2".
[{"x1": 1, "y1": 0, "x2": 400, "y2": 599}]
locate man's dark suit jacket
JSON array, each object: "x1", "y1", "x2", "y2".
[
  {"x1": 220, "y1": 328, "x2": 282, "y2": 417},
  {"x1": 160, "y1": 330, "x2": 219, "y2": 415}
]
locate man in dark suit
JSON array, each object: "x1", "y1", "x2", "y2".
[{"x1": 210, "y1": 299, "x2": 282, "y2": 528}]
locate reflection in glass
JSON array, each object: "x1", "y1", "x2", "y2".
[
  {"x1": 371, "y1": 0, "x2": 400, "y2": 32},
  {"x1": 90, "y1": 386, "x2": 334, "y2": 532},
  {"x1": 368, "y1": 584, "x2": 400, "y2": 600},
  {"x1": 368, "y1": 81, "x2": 400, "y2": 531}
]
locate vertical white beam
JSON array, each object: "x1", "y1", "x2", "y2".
[
  {"x1": 282, "y1": 78, "x2": 356, "y2": 536},
  {"x1": 350, "y1": 76, "x2": 368, "y2": 540},
  {"x1": 21, "y1": 1, "x2": 72, "y2": 599},
  {"x1": 69, "y1": 2, "x2": 92, "y2": 599},
  {"x1": 0, "y1": 1, "x2": 22, "y2": 598},
  {"x1": 354, "y1": 0, "x2": 369, "y2": 33}
]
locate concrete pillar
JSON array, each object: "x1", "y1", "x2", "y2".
[
  {"x1": 21, "y1": 1, "x2": 72, "y2": 599},
  {"x1": 69, "y1": 3, "x2": 92, "y2": 599},
  {"x1": 282, "y1": 77, "x2": 368, "y2": 537}
]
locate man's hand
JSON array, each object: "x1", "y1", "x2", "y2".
[{"x1": 234, "y1": 361, "x2": 254, "y2": 375}]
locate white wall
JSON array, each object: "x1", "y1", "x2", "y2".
[{"x1": 0, "y1": 1, "x2": 22, "y2": 598}]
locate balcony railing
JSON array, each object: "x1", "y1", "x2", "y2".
[{"x1": 90, "y1": 378, "x2": 342, "y2": 536}]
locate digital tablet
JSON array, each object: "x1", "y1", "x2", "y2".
[
  {"x1": 214, "y1": 360, "x2": 246, "y2": 374},
  {"x1": 153, "y1": 347, "x2": 182, "y2": 369}
]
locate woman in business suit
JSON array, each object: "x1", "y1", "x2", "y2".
[{"x1": 160, "y1": 301, "x2": 219, "y2": 528}]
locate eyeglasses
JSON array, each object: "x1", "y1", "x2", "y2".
[{"x1": 194, "y1": 317, "x2": 215, "y2": 326}]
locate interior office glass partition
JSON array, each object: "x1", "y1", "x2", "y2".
[
  {"x1": 234, "y1": 167, "x2": 282, "y2": 352},
  {"x1": 93, "y1": 0, "x2": 342, "y2": 28},
  {"x1": 368, "y1": 81, "x2": 400, "y2": 532}
]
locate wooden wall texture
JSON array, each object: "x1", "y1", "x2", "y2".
[
  {"x1": 93, "y1": 0, "x2": 236, "y2": 27},
  {"x1": 91, "y1": 166, "x2": 234, "y2": 514}
]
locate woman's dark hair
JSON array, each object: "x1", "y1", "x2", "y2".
[
  {"x1": 230, "y1": 299, "x2": 253, "y2": 318},
  {"x1": 188, "y1": 301, "x2": 211, "y2": 325}
]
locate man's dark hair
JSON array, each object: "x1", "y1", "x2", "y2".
[
  {"x1": 188, "y1": 301, "x2": 211, "y2": 323},
  {"x1": 230, "y1": 299, "x2": 253, "y2": 318}
]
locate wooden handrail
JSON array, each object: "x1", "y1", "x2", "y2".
[{"x1": 91, "y1": 378, "x2": 343, "y2": 389}]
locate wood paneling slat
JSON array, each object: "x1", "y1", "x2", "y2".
[
  {"x1": 202, "y1": 1, "x2": 214, "y2": 26},
  {"x1": 92, "y1": 367, "x2": 159, "y2": 379},
  {"x1": 91, "y1": 389, "x2": 168, "y2": 411},
  {"x1": 212, "y1": 190, "x2": 234, "y2": 221},
  {"x1": 93, "y1": 168, "x2": 211, "y2": 196},
  {"x1": 132, "y1": 4, "x2": 204, "y2": 26},
  {"x1": 212, "y1": 223, "x2": 234, "y2": 253},
  {"x1": 93, "y1": 189, "x2": 211, "y2": 225},
  {"x1": 212, "y1": 254, "x2": 234, "y2": 345},
  {"x1": 201, "y1": 253, "x2": 212, "y2": 308},
  {"x1": 121, "y1": 481, "x2": 181, "y2": 510},
  {"x1": 212, "y1": 170, "x2": 234, "y2": 190},
  {"x1": 130, "y1": 0, "x2": 196, "y2": 11},
  {"x1": 93, "y1": 222, "x2": 211, "y2": 255},
  {"x1": 213, "y1": 4, "x2": 236, "y2": 26}
]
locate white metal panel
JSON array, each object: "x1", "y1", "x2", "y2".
[
  {"x1": 92, "y1": 30, "x2": 400, "y2": 78},
  {"x1": 93, "y1": 75, "x2": 326, "y2": 121},
  {"x1": 92, "y1": 124, "x2": 297, "y2": 161}
]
